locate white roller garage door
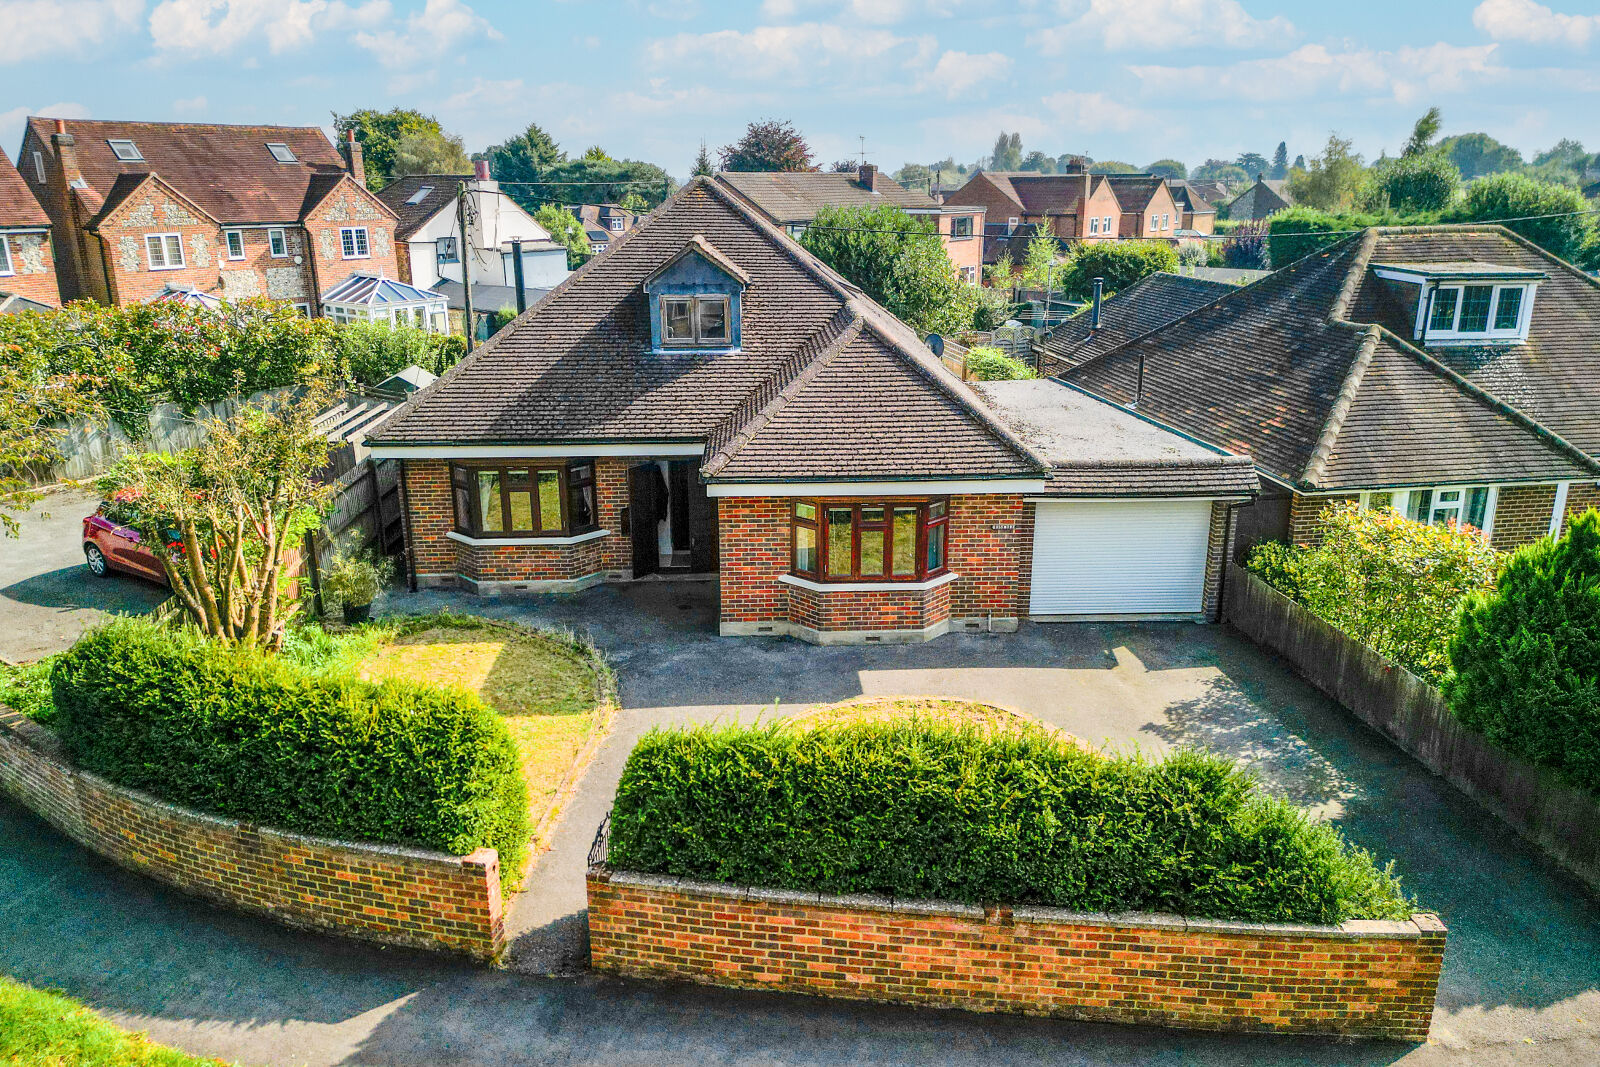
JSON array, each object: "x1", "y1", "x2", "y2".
[{"x1": 1030, "y1": 500, "x2": 1213, "y2": 617}]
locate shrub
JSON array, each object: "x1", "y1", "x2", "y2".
[
  {"x1": 964, "y1": 345, "x2": 1034, "y2": 381},
  {"x1": 1267, "y1": 207, "x2": 1387, "y2": 266},
  {"x1": 1450, "y1": 172, "x2": 1597, "y2": 265},
  {"x1": 1222, "y1": 220, "x2": 1270, "y2": 269},
  {"x1": 1244, "y1": 540, "x2": 1306, "y2": 601},
  {"x1": 1288, "y1": 504, "x2": 1499, "y2": 682},
  {"x1": 50, "y1": 618, "x2": 528, "y2": 882},
  {"x1": 1059, "y1": 240, "x2": 1180, "y2": 300},
  {"x1": 1361, "y1": 152, "x2": 1461, "y2": 213},
  {"x1": 1445, "y1": 510, "x2": 1600, "y2": 792},
  {"x1": 608, "y1": 720, "x2": 1414, "y2": 924},
  {"x1": 1176, "y1": 242, "x2": 1208, "y2": 267},
  {"x1": 0, "y1": 656, "x2": 56, "y2": 724},
  {"x1": 333, "y1": 320, "x2": 466, "y2": 384}
]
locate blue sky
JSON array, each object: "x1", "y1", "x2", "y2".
[{"x1": 4, "y1": 0, "x2": 1599, "y2": 180}]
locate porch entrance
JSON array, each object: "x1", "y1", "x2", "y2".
[{"x1": 628, "y1": 460, "x2": 717, "y2": 578}]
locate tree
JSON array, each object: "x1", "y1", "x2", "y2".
[
  {"x1": 618, "y1": 191, "x2": 650, "y2": 214},
  {"x1": 990, "y1": 132, "x2": 1022, "y2": 171},
  {"x1": 799, "y1": 204, "x2": 968, "y2": 334},
  {"x1": 332, "y1": 108, "x2": 452, "y2": 189},
  {"x1": 533, "y1": 203, "x2": 592, "y2": 269},
  {"x1": 1193, "y1": 159, "x2": 1250, "y2": 183},
  {"x1": 1456, "y1": 172, "x2": 1596, "y2": 265},
  {"x1": 391, "y1": 128, "x2": 470, "y2": 178},
  {"x1": 1058, "y1": 241, "x2": 1180, "y2": 301},
  {"x1": 1088, "y1": 161, "x2": 1138, "y2": 174},
  {"x1": 1362, "y1": 152, "x2": 1460, "y2": 213},
  {"x1": 895, "y1": 162, "x2": 932, "y2": 190},
  {"x1": 0, "y1": 325, "x2": 101, "y2": 535},
  {"x1": 719, "y1": 119, "x2": 813, "y2": 172},
  {"x1": 829, "y1": 158, "x2": 858, "y2": 172},
  {"x1": 1438, "y1": 133, "x2": 1524, "y2": 180},
  {"x1": 1019, "y1": 223, "x2": 1062, "y2": 290},
  {"x1": 482, "y1": 122, "x2": 565, "y2": 188},
  {"x1": 1287, "y1": 133, "x2": 1365, "y2": 210},
  {"x1": 1402, "y1": 107, "x2": 1442, "y2": 157},
  {"x1": 1269, "y1": 142, "x2": 1289, "y2": 180},
  {"x1": 96, "y1": 387, "x2": 337, "y2": 649},
  {"x1": 1293, "y1": 153, "x2": 1307, "y2": 170},
  {"x1": 1146, "y1": 159, "x2": 1187, "y2": 180},
  {"x1": 691, "y1": 140, "x2": 714, "y2": 177},
  {"x1": 1019, "y1": 151, "x2": 1056, "y2": 173},
  {"x1": 1446, "y1": 509, "x2": 1600, "y2": 791},
  {"x1": 1235, "y1": 151, "x2": 1268, "y2": 178},
  {"x1": 1532, "y1": 138, "x2": 1589, "y2": 172}
]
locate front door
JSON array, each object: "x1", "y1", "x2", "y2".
[{"x1": 628, "y1": 463, "x2": 660, "y2": 579}]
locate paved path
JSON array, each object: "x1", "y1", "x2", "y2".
[
  {"x1": 3, "y1": 580, "x2": 1599, "y2": 1065},
  {"x1": 0, "y1": 487, "x2": 168, "y2": 663}
]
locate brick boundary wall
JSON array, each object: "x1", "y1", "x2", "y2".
[
  {"x1": 0, "y1": 710, "x2": 505, "y2": 960},
  {"x1": 587, "y1": 868, "x2": 1445, "y2": 1040},
  {"x1": 1224, "y1": 564, "x2": 1600, "y2": 896}
]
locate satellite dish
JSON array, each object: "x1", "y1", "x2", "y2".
[{"x1": 926, "y1": 333, "x2": 945, "y2": 357}]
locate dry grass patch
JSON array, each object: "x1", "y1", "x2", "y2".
[{"x1": 791, "y1": 696, "x2": 1078, "y2": 745}]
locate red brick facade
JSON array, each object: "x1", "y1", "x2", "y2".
[
  {"x1": 1288, "y1": 493, "x2": 1360, "y2": 547},
  {"x1": 0, "y1": 228, "x2": 59, "y2": 306},
  {"x1": 0, "y1": 710, "x2": 504, "y2": 959},
  {"x1": 1491, "y1": 484, "x2": 1558, "y2": 550},
  {"x1": 587, "y1": 869, "x2": 1446, "y2": 1040},
  {"x1": 1562, "y1": 482, "x2": 1600, "y2": 536}
]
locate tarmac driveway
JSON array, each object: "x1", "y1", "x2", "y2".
[{"x1": 2, "y1": 579, "x2": 1598, "y2": 1065}]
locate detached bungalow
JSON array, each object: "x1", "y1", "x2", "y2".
[{"x1": 367, "y1": 177, "x2": 1254, "y2": 643}]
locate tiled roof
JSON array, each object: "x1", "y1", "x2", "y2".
[
  {"x1": 1167, "y1": 181, "x2": 1216, "y2": 215},
  {"x1": 715, "y1": 171, "x2": 938, "y2": 224},
  {"x1": 1104, "y1": 175, "x2": 1165, "y2": 213},
  {"x1": 1040, "y1": 273, "x2": 1233, "y2": 374},
  {"x1": 374, "y1": 175, "x2": 463, "y2": 240},
  {"x1": 1062, "y1": 227, "x2": 1600, "y2": 490},
  {"x1": 970, "y1": 172, "x2": 1093, "y2": 216},
  {"x1": 0, "y1": 291, "x2": 53, "y2": 315},
  {"x1": 29, "y1": 117, "x2": 352, "y2": 224},
  {"x1": 370, "y1": 176, "x2": 1047, "y2": 484},
  {"x1": 0, "y1": 147, "x2": 49, "y2": 228}
]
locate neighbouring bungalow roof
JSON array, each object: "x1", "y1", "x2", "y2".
[
  {"x1": 1040, "y1": 273, "x2": 1234, "y2": 375},
  {"x1": 0, "y1": 146, "x2": 49, "y2": 228},
  {"x1": 715, "y1": 170, "x2": 939, "y2": 224}
]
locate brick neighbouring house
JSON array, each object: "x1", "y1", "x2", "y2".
[
  {"x1": 0, "y1": 145, "x2": 59, "y2": 309},
  {"x1": 19, "y1": 117, "x2": 400, "y2": 316},
  {"x1": 1055, "y1": 225, "x2": 1600, "y2": 555},
  {"x1": 366, "y1": 177, "x2": 1256, "y2": 644}
]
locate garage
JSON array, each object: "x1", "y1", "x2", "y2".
[{"x1": 1029, "y1": 499, "x2": 1214, "y2": 617}]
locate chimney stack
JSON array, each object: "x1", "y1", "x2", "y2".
[
  {"x1": 858, "y1": 163, "x2": 879, "y2": 192},
  {"x1": 473, "y1": 159, "x2": 491, "y2": 182},
  {"x1": 48, "y1": 118, "x2": 89, "y2": 299},
  {"x1": 343, "y1": 130, "x2": 365, "y2": 186}
]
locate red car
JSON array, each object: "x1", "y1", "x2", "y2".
[{"x1": 83, "y1": 502, "x2": 173, "y2": 585}]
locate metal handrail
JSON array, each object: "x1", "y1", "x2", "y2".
[{"x1": 587, "y1": 811, "x2": 611, "y2": 868}]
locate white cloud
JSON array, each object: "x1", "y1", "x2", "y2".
[
  {"x1": 172, "y1": 94, "x2": 207, "y2": 112},
  {"x1": 759, "y1": 0, "x2": 968, "y2": 23},
  {"x1": 921, "y1": 50, "x2": 1011, "y2": 98},
  {"x1": 0, "y1": 0, "x2": 142, "y2": 64},
  {"x1": 149, "y1": 0, "x2": 389, "y2": 55},
  {"x1": 646, "y1": 22, "x2": 932, "y2": 82},
  {"x1": 1130, "y1": 42, "x2": 1504, "y2": 102},
  {"x1": 1038, "y1": 90, "x2": 1150, "y2": 133},
  {"x1": 918, "y1": 91, "x2": 1151, "y2": 154},
  {"x1": 354, "y1": 0, "x2": 500, "y2": 68},
  {"x1": 1040, "y1": 0, "x2": 1293, "y2": 53},
  {"x1": 1474, "y1": 0, "x2": 1600, "y2": 47},
  {"x1": 0, "y1": 101, "x2": 91, "y2": 158}
]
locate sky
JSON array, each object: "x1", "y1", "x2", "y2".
[{"x1": 3, "y1": 0, "x2": 1599, "y2": 182}]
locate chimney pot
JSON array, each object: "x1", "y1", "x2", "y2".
[
  {"x1": 474, "y1": 159, "x2": 491, "y2": 181},
  {"x1": 1090, "y1": 277, "x2": 1104, "y2": 330},
  {"x1": 54, "y1": 118, "x2": 66, "y2": 134}
]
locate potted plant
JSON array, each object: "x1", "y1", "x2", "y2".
[{"x1": 321, "y1": 549, "x2": 395, "y2": 625}]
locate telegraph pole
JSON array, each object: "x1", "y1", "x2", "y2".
[{"x1": 456, "y1": 181, "x2": 476, "y2": 352}]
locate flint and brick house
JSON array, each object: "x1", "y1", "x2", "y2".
[
  {"x1": 20, "y1": 118, "x2": 399, "y2": 314},
  {"x1": 1225, "y1": 177, "x2": 1293, "y2": 221},
  {"x1": 0, "y1": 146, "x2": 59, "y2": 308},
  {"x1": 716, "y1": 166, "x2": 986, "y2": 283},
  {"x1": 367, "y1": 177, "x2": 1255, "y2": 644},
  {"x1": 1056, "y1": 225, "x2": 1600, "y2": 555}
]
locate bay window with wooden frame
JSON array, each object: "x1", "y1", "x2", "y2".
[
  {"x1": 790, "y1": 499, "x2": 949, "y2": 582},
  {"x1": 449, "y1": 460, "x2": 599, "y2": 539}
]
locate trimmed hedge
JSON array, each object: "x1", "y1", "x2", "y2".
[
  {"x1": 50, "y1": 618, "x2": 529, "y2": 882},
  {"x1": 964, "y1": 345, "x2": 1034, "y2": 381},
  {"x1": 608, "y1": 720, "x2": 1414, "y2": 924}
]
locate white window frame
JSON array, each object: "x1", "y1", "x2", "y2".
[
  {"x1": 1088, "y1": 217, "x2": 1099, "y2": 236},
  {"x1": 291, "y1": 302, "x2": 312, "y2": 317},
  {"x1": 340, "y1": 227, "x2": 370, "y2": 259},
  {"x1": 436, "y1": 236, "x2": 458, "y2": 263},
  {"x1": 108, "y1": 138, "x2": 142, "y2": 162},
  {"x1": 1104, "y1": 215, "x2": 1113, "y2": 232},
  {"x1": 0, "y1": 235, "x2": 12, "y2": 277},
  {"x1": 1007, "y1": 216, "x2": 1019, "y2": 232},
  {"x1": 268, "y1": 228, "x2": 289, "y2": 258},
  {"x1": 265, "y1": 142, "x2": 297, "y2": 164},
  {"x1": 1422, "y1": 282, "x2": 1532, "y2": 344},
  {"x1": 31, "y1": 151, "x2": 45, "y2": 183},
  {"x1": 1359, "y1": 485, "x2": 1498, "y2": 541},
  {"x1": 608, "y1": 217, "x2": 624, "y2": 232},
  {"x1": 224, "y1": 229, "x2": 245, "y2": 261},
  {"x1": 145, "y1": 232, "x2": 185, "y2": 271}
]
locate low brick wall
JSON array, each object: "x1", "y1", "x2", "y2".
[
  {"x1": 0, "y1": 710, "x2": 505, "y2": 959},
  {"x1": 587, "y1": 868, "x2": 1446, "y2": 1040},
  {"x1": 1224, "y1": 564, "x2": 1600, "y2": 896}
]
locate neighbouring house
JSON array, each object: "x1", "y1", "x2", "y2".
[
  {"x1": 377, "y1": 161, "x2": 568, "y2": 337},
  {"x1": 320, "y1": 273, "x2": 448, "y2": 331},
  {"x1": 0, "y1": 145, "x2": 59, "y2": 307},
  {"x1": 1225, "y1": 177, "x2": 1294, "y2": 221},
  {"x1": 1181, "y1": 178, "x2": 1233, "y2": 209},
  {"x1": 574, "y1": 204, "x2": 641, "y2": 255},
  {"x1": 1167, "y1": 180, "x2": 1218, "y2": 234},
  {"x1": 365, "y1": 177, "x2": 1256, "y2": 643},
  {"x1": 20, "y1": 117, "x2": 400, "y2": 316},
  {"x1": 1038, "y1": 272, "x2": 1235, "y2": 375},
  {"x1": 716, "y1": 166, "x2": 986, "y2": 284},
  {"x1": 1057, "y1": 225, "x2": 1600, "y2": 556}
]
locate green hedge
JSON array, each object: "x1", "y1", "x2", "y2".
[
  {"x1": 964, "y1": 345, "x2": 1034, "y2": 381},
  {"x1": 50, "y1": 619, "x2": 528, "y2": 882},
  {"x1": 608, "y1": 721, "x2": 1414, "y2": 924}
]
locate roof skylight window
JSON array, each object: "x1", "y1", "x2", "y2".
[
  {"x1": 266, "y1": 143, "x2": 297, "y2": 163},
  {"x1": 108, "y1": 139, "x2": 143, "y2": 162},
  {"x1": 406, "y1": 185, "x2": 435, "y2": 205}
]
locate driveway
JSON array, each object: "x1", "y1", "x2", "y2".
[
  {"x1": 0, "y1": 487, "x2": 168, "y2": 663},
  {"x1": 2, "y1": 580, "x2": 1598, "y2": 1065}
]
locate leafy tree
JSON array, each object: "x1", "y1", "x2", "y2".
[
  {"x1": 799, "y1": 204, "x2": 969, "y2": 334},
  {"x1": 96, "y1": 387, "x2": 337, "y2": 648},
  {"x1": 1058, "y1": 241, "x2": 1179, "y2": 301},
  {"x1": 332, "y1": 108, "x2": 451, "y2": 189},
  {"x1": 582, "y1": 145, "x2": 610, "y2": 162},
  {"x1": 691, "y1": 139, "x2": 714, "y2": 177},
  {"x1": 984, "y1": 250, "x2": 1016, "y2": 288},
  {"x1": 828, "y1": 158, "x2": 857, "y2": 173},
  {"x1": 1266, "y1": 206, "x2": 1392, "y2": 265},
  {"x1": 884, "y1": 234, "x2": 969, "y2": 335},
  {"x1": 1269, "y1": 142, "x2": 1289, "y2": 180},
  {"x1": 964, "y1": 346, "x2": 1034, "y2": 381},
  {"x1": 391, "y1": 128, "x2": 470, "y2": 178},
  {"x1": 1287, "y1": 133, "x2": 1365, "y2": 210},
  {"x1": 0, "y1": 321, "x2": 101, "y2": 535},
  {"x1": 894, "y1": 162, "x2": 931, "y2": 189},
  {"x1": 1402, "y1": 106, "x2": 1442, "y2": 157},
  {"x1": 990, "y1": 131, "x2": 1023, "y2": 171},
  {"x1": 1446, "y1": 509, "x2": 1600, "y2": 791},
  {"x1": 333, "y1": 321, "x2": 465, "y2": 383},
  {"x1": 1532, "y1": 138, "x2": 1589, "y2": 172},
  {"x1": 720, "y1": 119, "x2": 813, "y2": 172},
  {"x1": 1018, "y1": 224, "x2": 1063, "y2": 290},
  {"x1": 618, "y1": 191, "x2": 650, "y2": 215},
  {"x1": 482, "y1": 122, "x2": 565, "y2": 188},
  {"x1": 1176, "y1": 241, "x2": 1208, "y2": 267},
  {"x1": 1455, "y1": 172, "x2": 1596, "y2": 264},
  {"x1": 1362, "y1": 151, "x2": 1460, "y2": 213},
  {"x1": 503, "y1": 156, "x2": 674, "y2": 214},
  {"x1": 1193, "y1": 159, "x2": 1249, "y2": 183},
  {"x1": 1019, "y1": 150, "x2": 1055, "y2": 173},
  {"x1": 1222, "y1": 220, "x2": 1270, "y2": 269},
  {"x1": 533, "y1": 203, "x2": 592, "y2": 269},
  {"x1": 1145, "y1": 158, "x2": 1187, "y2": 180},
  {"x1": 1293, "y1": 153, "x2": 1307, "y2": 170},
  {"x1": 960, "y1": 283, "x2": 1014, "y2": 331},
  {"x1": 1438, "y1": 133, "x2": 1524, "y2": 179},
  {"x1": 1235, "y1": 151, "x2": 1268, "y2": 177},
  {"x1": 1089, "y1": 160, "x2": 1138, "y2": 174}
]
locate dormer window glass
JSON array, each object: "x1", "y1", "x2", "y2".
[
  {"x1": 1425, "y1": 282, "x2": 1530, "y2": 342},
  {"x1": 662, "y1": 295, "x2": 729, "y2": 345},
  {"x1": 108, "y1": 139, "x2": 142, "y2": 162}
]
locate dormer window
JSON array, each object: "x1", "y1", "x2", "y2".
[
  {"x1": 1371, "y1": 260, "x2": 1544, "y2": 346},
  {"x1": 662, "y1": 295, "x2": 729, "y2": 345},
  {"x1": 643, "y1": 233, "x2": 748, "y2": 351},
  {"x1": 265, "y1": 143, "x2": 297, "y2": 163},
  {"x1": 1425, "y1": 283, "x2": 1530, "y2": 342},
  {"x1": 108, "y1": 139, "x2": 142, "y2": 162}
]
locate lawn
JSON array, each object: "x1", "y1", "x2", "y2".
[
  {"x1": 0, "y1": 976, "x2": 229, "y2": 1066},
  {"x1": 358, "y1": 615, "x2": 613, "y2": 863}
]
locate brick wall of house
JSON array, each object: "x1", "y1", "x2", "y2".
[
  {"x1": 587, "y1": 869, "x2": 1446, "y2": 1040},
  {"x1": 1289, "y1": 493, "x2": 1359, "y2": 547},
  {"x1": 303, "y1": 180, "x2": 399, "y2": 298},
  {"x1": 1, "y1": 230, "x2": 59, "y2": 305},
  {"x1": 95, "y1": 183, "x2": 232, "y2": 305},
  {"x1": 1491, "y1": 484, "x2": 1557, "y2": 551},
  {"x1": 1201, "y1": 501, "x2": 1234, "y2": 620},
  {"x1": 1562, "y1": 482, "x2": 1600, "y2": 535},
  {"x1": 948, "y1": 494, "x2": 1027, "y2": 620},
  {"x1": 217, "y1": 225, "x2": 315, "y2": 306},
  {"x1": 0, "y1": 710, "x2": 504, "y2": 959},
  {"x1": 787, "y1": 581, "x2": 952, "y2": 633},
  {"x1": 716, "y1": 496, "x2": 791, "y2": 624}
]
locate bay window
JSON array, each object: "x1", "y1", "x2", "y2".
[
  {"x1": 791, "y1": 499, "x2": 948, "y2": 582},
  {"x1": 449, "y1": 460, "x2": 598, "y2": 539}
]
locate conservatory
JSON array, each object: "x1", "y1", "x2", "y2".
[{"x1": 320, "y1": 273, "x2": 449, "y2": 333}]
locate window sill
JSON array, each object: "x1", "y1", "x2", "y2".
[
  {"x1": 148, "y1": 265, "x2": 186, "y2": 272},
  {"x1": 447, "y1": 529, "x2": 609, "y2": 548},
  {"x1": 779, "y1": 572, "x2": 958, "y2": 594}
]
